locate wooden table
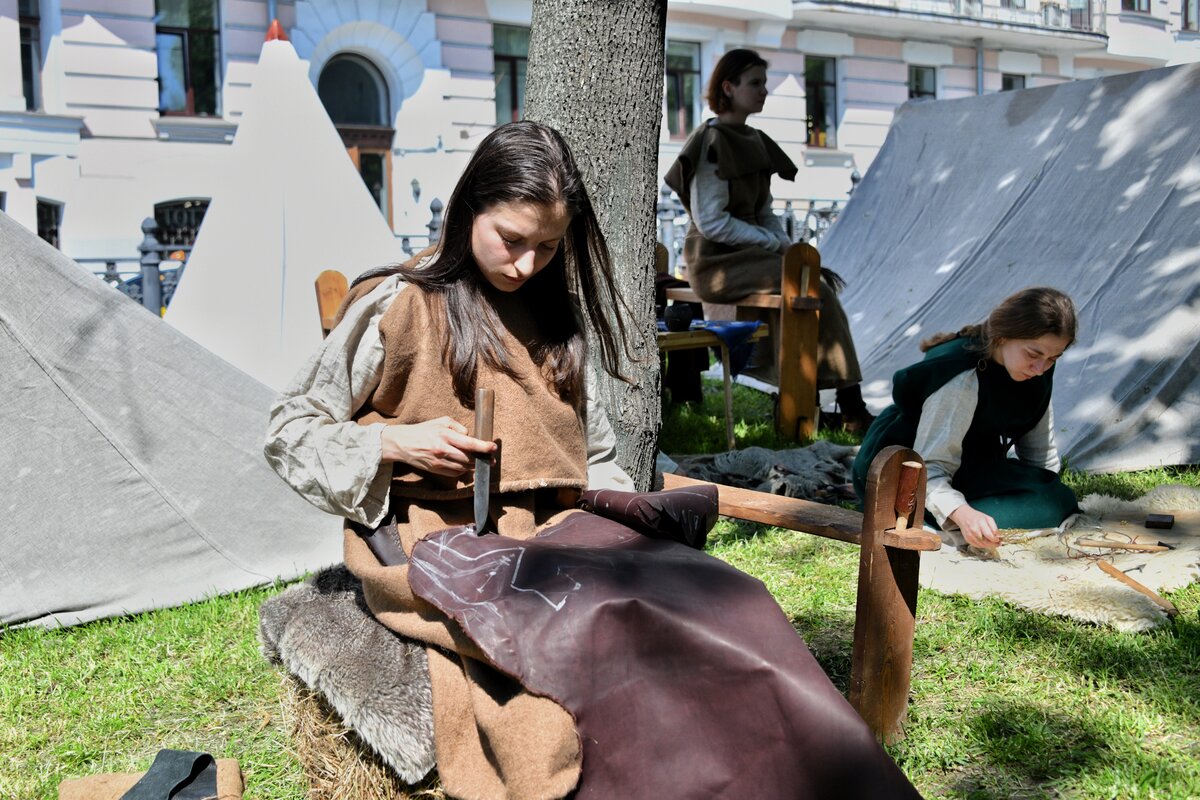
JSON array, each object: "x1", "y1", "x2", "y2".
[{"x1": 657, "y1": 324, "x2": 768, "y2": 450}]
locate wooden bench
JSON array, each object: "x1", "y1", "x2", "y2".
[
  {"x1": 663, "y1": 445, "x2": 939, "y2": 743},
  {"x1": 663, "y1": 242, "x2": 822, "y2": 441},
  {"x1": 657, "y1": 325, "x2": 769, "y2": 450}
]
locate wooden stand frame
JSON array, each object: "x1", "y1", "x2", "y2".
[
  {"x1": 665, "y1": 242, "x2": 823, "y2": 442},
  {"x1": 664, "y1": 445, "x2": 935, "y2": 742}
]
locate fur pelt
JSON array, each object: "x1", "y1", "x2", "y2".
[
  {"x1": 673, "y1": 440, "x2": 858, "y2": 503},
  {"x1": 258, "y1": 565, "x2": 436, "y2": 783},
  {"x1": 920, "y1": 485, "x2": 1200, "y2": 633}
]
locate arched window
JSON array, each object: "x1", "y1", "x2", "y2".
[{"x1": 318, "y1": 54, "x2": 389, "y2": 126}]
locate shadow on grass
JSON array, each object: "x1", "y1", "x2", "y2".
[
  {"x1": 940, "y1": 698, "x2": 1189, "y2": 799},
  {"x1": 982, "y1": 605, "x2": 1200, "y2": 726},
  {"x1": 788, "y1": 608, "x2": 857, "y2": 694}
]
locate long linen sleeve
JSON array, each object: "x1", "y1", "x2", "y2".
[
  {"x1": 1015, "y1": 404, "x2": 1061, "y2": 473},
  {"x1": 584, "y1": 367, "x2": 635, "y2": 490},
  {"x1": 911, "y1": 370, "x2": 978, "y2": 528},
  {"x1": 689, "y1": 137, "x2": 789, "y2": 253},
  {"x1": 264, "y1": 275, "x2": 403, "y2": 527}
]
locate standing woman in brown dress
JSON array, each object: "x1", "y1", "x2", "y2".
[{"x1": 665, "y1": 48, "x2": 875, "y2": 431}]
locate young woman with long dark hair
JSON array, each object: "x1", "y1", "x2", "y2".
[{"x1": 266, "y1": 120, "x2": 920, "y2": 800}]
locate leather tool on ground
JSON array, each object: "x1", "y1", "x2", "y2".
[
  {"x1": 473, "y1": 387, "x2": 494, "y2": 535},
  {"x1": 1075, "y1": 538, "x2": 1172, "y2": 553}
]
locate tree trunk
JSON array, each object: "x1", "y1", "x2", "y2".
[{"x1": 524, "y1": 0, "x2": 666, "y2": 490}]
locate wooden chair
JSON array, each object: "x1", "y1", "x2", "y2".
[
  {"x1": 315, "y1": 269, "x2": 349, "y2": 337},
  {"x1": 664, "y1": 445, "x2": 939, "y2": 743},
  {"x1": 664, "y1": 242, "x2": 822, "y2": 441}
]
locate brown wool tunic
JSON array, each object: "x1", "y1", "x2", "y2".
[
  {"x1": 665, "y1": 120, "x2": 862, "y2": 388},
  {"x1": 337, "y1": 275, "x2": 590, "y2": 800}
]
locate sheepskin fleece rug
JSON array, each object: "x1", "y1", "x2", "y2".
[
  {"x1": 920, "y1": 485, "x2": 1200, "y2": 633},
  {"x1": 258, "y1": 565, "x2": 436, "y2": 783},
  {"x1": 673, "y1": 440, "x2": 858, "y2": 503}
]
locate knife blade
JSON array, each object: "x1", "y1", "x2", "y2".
[{"x1": 473, "y1": 387, "x2": 495, "y2": 535}]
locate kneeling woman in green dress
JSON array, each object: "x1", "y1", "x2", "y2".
[{"x1": 853, "y1": 287, "x2": 1080, "y2": 549}]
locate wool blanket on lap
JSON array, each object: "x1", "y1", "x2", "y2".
[
  {"x1": 408, "y1": 512, "x2": 921, "y2": 799},
  {"x1": 920, "y1": 485, "x2": 1200, "y2": 632}
]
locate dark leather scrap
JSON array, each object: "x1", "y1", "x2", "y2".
[
  {"x1": 409, "y1": 512, "x2": 922, "y2": 799},
  {"x1": 118, "y1": 750, "x2": 215, "y2": 800},
  {"x1": 576, "y1": 484, "x2": 718, "y2": 549}
]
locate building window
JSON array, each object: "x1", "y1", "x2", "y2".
[
  {"x1": 1000, "y1": 0, "x2": 1027, "y2": 7},
  {"x1": 37, "y1": 199, "x2": 62, "y2": 249},
  {"x1": 1001, "y1": 73, "x2": 1026, "y2": 91},
  {"x1": 318, "y1": 54, "x2": 389, "y2": 126},
  {"x1": 1121, "y1": 0, "x2": 1150, "y2": 10},
  {"x1": 154, "y1": 198, "x2": 210, "y2": 248},
  {"x1": 804, "y1": 56, "x2": 837, "y2": 148},
  {"x1": 1185, "y1": 0, "x2": 1198, "y2": 30},
  {"x1": 494, "y1": 25, "x2": 529, "y2": 125},
  {"x1": 908, "y1": 65, "x2": 936, "y2": 100},
  {"x1": 665, "y1": 40, "x2": 701, "y2": 140},
  {"x1": 155, "y1": 0, "x2": 221, "y2": 116},
  {"x1": 1068, "y1": 0, "x2": 1095, "y2": 30},
  {"x1": 19, "y1": 0, "x2": 41, "y2": 111}
]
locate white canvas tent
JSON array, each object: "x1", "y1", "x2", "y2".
[
  {"x1": 822, "y1": 64, "x2": 1200, "y2": 473},
  {"x1": 165, "y1": 38, "x2": 405, "y2": 391},
  {"x1": 0, "y1": 213, "x2": 341, "y2": 628}
]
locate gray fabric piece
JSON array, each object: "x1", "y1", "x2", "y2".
[
  {"x1": 673, "y1": 440, "x2": 858, "y2": 503},
  {"x1": 0, "y1": 213, "x2": 341, "y2": 628},
  {"x1": 821, "y1": 64, "x2": 1200, "y2": 473},
  {"x1": 258, "y1": 566, "x2": 436, "y2": 783}
]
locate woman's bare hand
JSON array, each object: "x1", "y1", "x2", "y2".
[
  {"x1": 380, "y1": 417, "x2": 496, "y2": 477},
  {"x1": 948, "y1": 503, "x2": 1001, "y2": 549}
]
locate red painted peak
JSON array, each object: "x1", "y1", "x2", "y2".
[{"x1": 266, "y1": 19, "x2": 288, "y2": 42}]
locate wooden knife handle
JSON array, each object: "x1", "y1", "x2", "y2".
[{"x1": 475, "y1": 388, "x2": 494, "y2": 443}]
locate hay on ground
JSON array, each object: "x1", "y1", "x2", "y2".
[{"x1": 278, "y1": 674, "x2": 443, "y2": 800}]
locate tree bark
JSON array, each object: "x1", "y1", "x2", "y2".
[{"x1": 525, "y1": 0, "x2": 666, "y2": 490}]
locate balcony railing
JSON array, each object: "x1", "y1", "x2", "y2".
[{"x1": 807, "y1": 0, "x2": 1105, "y2": 34}]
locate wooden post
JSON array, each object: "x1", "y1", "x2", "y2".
[
  {"x1": 850, "y1": 446, "x2": 926, "y2": 743},
  {"x1": 777, "y1": 243, "x2": 821, "y2": 440}
]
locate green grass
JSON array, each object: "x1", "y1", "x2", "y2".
[{"x1": 4, "y1": 379, "x2": 1199, "y2": 798}]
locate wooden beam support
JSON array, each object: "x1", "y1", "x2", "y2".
[
  {"x1": 850, "y1": 446, "x2": 926, "y2": 744},
  {"x1": 777, "y1": 243, "x2": 821, "y2": 442}
]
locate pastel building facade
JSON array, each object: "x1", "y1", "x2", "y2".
[{"x1": 2, "y1": 0, "x2": 1197, "y2": 262}]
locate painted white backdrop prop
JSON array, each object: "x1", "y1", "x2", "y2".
[{"x1": 166, "y1": 38, "x2": 405, "y2": 391}]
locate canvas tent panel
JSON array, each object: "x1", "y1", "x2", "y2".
[
  {"x1": 822, "y1": 64, "x2": 1200, "y2": 473},
  {"x1": 0, "y1": 213, "x2": 341, "y2": 628},
  {"x1": 164, "y1": 39, "x2": 404, "y2": 391}
]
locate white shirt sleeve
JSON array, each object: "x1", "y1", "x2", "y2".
[
  {"x1": 912, "y1": 370, "x2": 979, "y2": 528},
  {"x1": 263, "y1": 275, "x2": 405, "y2": 527},
  {"x1": 689, "y1": 135, "x2": 788, "y2": 253},
  {"x1": 1015, "y1": 403, "x2": 1061, "y2": 473},
  {"x1": 583, "y1": 367, "x2": 635, "y2": 490},
  {"x1": 756, "y1": 196, "x2": 792, "y2": 251}
]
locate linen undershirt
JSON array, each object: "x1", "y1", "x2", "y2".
[
  {"x1": 688, "y1": 126, "x2": 791, "y2": 254},
  {"x1": 916, "y1": 369, "x2": 1059, "y2": 529}
]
